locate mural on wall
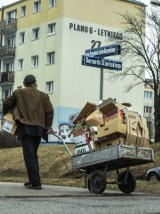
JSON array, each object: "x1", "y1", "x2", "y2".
[{"x1": 58, "y1": 112, "x2": 79, "y2": 143}]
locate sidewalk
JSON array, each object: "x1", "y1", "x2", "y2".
[
  {"x1": 0, "y1": 182, "x2": 152, "y2": 198},
  {"x1": 0, "y1": 182, "x2": 95, "y2": 198}
]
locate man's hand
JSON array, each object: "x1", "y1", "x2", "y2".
[{"x1": 47, "y1": 129, "x2": 55, "y2": 135}]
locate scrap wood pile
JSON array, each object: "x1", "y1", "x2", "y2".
[{"x1": 71, "y1": 98, "x2": 149, "y2": 155}]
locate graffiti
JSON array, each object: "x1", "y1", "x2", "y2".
[{"x1": 58, "y1": 112, "x2": 79, "y2": 142}]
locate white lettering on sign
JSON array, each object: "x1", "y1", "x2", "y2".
[
  {"x1": 87, "y1": 47, "x2": 116, "y2": 56},
  {"x1": 83, "y1": 55, "x2": 122, "y2": 70},
  {"x1": 69, "y1": 22, "x2": 123, "y2": 40}
]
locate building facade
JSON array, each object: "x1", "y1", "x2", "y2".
[{"x1": 0, "y1": 0, "x2": 145, "y2": 142}]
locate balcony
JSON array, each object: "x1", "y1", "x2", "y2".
[
  {"x1": 0, "y1": 72, "x2": 14, "y2": 84},
  {"x1": 0, "y1": 18, "x2": 17, "y2": 35},
  {"x1": 0, "y1": 45, "x2": 15, "y2": 60}
]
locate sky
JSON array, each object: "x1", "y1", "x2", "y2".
[
  {"x1": 0, "y1": 0, "x2": 20, "y2": 7},
  {"x1": 0, "y1": 0, "x2": 151, "y2": 8}
]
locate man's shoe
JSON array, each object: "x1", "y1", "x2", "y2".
[
  {"x1": 26, "y1": 184, "x2": 42, "y2": 190},
  {"x1": 24, "y1": 182, "x2": 32, "y2": 187}
]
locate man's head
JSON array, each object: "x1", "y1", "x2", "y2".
[{"x1": 23, "y1": 74, "x2": 37, "y2": 87}]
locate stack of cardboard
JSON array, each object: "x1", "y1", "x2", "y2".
[
  {"x1": 71, "y1": 102, "x2": 99, "y2": 154},
  {"x1": 72, "y1": 98, "x2": 149, "y2": 154},
  {"x1": 125, "y1": 112, "x2": 149, "y2": 147}
]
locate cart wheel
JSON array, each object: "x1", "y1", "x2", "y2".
[
  {"x1": 118, "y1": 171, "x2": 136, "y2": 194},
  {"x1": 90, "y1": 170, "x2": 106, "y2": 194}
]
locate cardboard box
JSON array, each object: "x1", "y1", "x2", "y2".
[
  {"x1": 71, "y1": 135, "x2": 86, "y2": 144},
  {"x1": 89, "y1": 139, "x2": 100, "y2": 150},
  {"x1": 97, "y1": 101, "x2": 127, "y2": 138},
  {"x1": 71, "y1": 135, "x2": 90, "y2": 155},
  {"x1": 139, "y1": 117, "x2": 149, "y2": 147},
  {"x1": 2, "y1": 113, "x2": 17, "y2": 135},
  {"x1": 98, "y1": 137, "x2": 126, "y2": 149},
  {"x1": 125, "y1": 112, "x2": 149, "y2": 147},
  {"x1": 126, "y1": 111, "x2": 139, "y2": 146},
  {"x1": 73, "y1": 97, "x2": 150, "y2": 149},
  {"x1": 73, "y1": 102, "x2": 96, "y2": 124},
  {"x1": 71, "y1": 134, "x2": 99, "y2": 153},
  {"x1": 74, "y1": 123, "x2": 84, "y2": 137},
  {"x1": 86, "y1": 108, "x2": 104, "y2": 126},
  {"x1": 75, "y1": 142, "x2": 90, "y2": 155}
]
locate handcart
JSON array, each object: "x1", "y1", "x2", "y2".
[{"x1": 55, "y1": 134, "x2": 154, "y2": 194}]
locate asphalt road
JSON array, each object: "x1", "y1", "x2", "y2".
[{"x1": 0, "y1": 182, "x2": 160, "y2": 214}]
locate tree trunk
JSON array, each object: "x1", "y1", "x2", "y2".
[{"x1": 154, "y1": 94, "x2": 160, "y2": 143}]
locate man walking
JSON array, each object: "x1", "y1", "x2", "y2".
[{"x1": 3, "y1": 74, "x2": 54, "y2": 190}]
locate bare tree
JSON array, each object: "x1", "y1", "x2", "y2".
[{"x1": 109, "y1": 6, "x2": 160, "y2": 142}]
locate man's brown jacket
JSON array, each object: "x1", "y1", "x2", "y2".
[{"x1": 3, "y1": 86, "x2": 54, "y2": 130}]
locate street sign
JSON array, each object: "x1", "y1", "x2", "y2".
[
  {"x1": 82, "y1": 55, "x2": 122, "y2": 70},
  {"x1": 85, "y1": 44, "x2": 121, "y2": 57}
]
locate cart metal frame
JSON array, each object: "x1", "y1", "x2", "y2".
[{"x1": 55, "y1": 134, "x2": 154, "y2": 194}]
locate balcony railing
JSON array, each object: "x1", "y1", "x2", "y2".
[
  {"x1": 0, "y1": 72, "x2": 14, "y2": 84},
  {"x1": 0, "y1": 18, "x2": 17, "y2": 35},
  {"x1": 0, "y1": 45, "x2": 15, "y2": 60}
]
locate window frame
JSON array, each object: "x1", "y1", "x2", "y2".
[
  {"x1": 3, "y1": 61, "x2": 14, "y2": 72},
  {"x1": 19, "y1": 32, "x2": 25, "y2": 44},
  {"x1": 45, "y1": 81, "x2": 54, "y2": 94},
  {"x1": 33, "y1": 1, "x2": 41, "y2": 13},
  {"x1": 144, "y1": 106, "x2": 152, "y2": 114},
  {"x1": 31, "y1": 55, "x2": 39, "y2": 67},
  {"x1": 5, "y1": 36, "x2": 16, "y2": 47},
  {"x1": 21, "y1": 6, "x2": 26, "y2": 17},
  {"x1": 48, "y1": 0, "x2": 57, "y2": 8},
  {"x1": 144, "y1": 91, "x2": 153, "y2": 99},
  {"x1": 2, "y1": 88, "x2": 13, "y2": 99},
  {"x1": 47, "y1": 52, "x2": 55, "y2": 64},
  {"x1": 18, "y1": 59, "x2": 24, "y2": 70},
  {"x1": 47, "y1": 23, "x2": 56, "y2": 35},
  {"x1": 32, "y1": 27, "x2": 40, "y2": 40}
]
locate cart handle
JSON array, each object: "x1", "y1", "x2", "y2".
[{"x1": 52, "y1": 133, "x2": 72, "y2": 157}]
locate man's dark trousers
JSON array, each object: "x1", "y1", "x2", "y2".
[{"x1": 21, "y1": 135, "x2": 41, "y2": 185}]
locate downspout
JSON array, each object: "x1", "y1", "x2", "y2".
[
  {"x1": 0, "y1": 6, "x2": 4, "y2": 72},
  {"x1": 0, "y1": 6, "x2": 4, "y2": 125}
]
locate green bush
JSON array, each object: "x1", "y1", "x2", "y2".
[{"x1": 0, "y1": 131, "x2": 21, "y2": 148}]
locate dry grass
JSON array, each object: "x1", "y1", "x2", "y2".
[
  {"x1": 0, "y1": 145, "x2": 84, "y2": 187},
  {"x1": 0, "y1": 143, "x2": 160, "y2": 193}
]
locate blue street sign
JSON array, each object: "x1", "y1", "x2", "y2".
[
  {"x1": 82, "y1": 55, "x2": 122, "y2": 70},
  {"x1": 85, "y1": 44, "x2": 121, "y2": 57}
]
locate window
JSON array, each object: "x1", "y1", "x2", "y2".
[
  {"x1": 144, "y1": 106, "x2": 152, "y2": 114},
  {"x1": 2, "y1": 88, "x2": 13, "y2": 99},
  {"x1": 47, "y1": 23, "x2": 56, "y2": 35},
  {"x1": 5, "y1": 36, "x2": 15, "y2": 46},
  {"x1": 21, "y1": 6, "x2": 26, "y2": 16},
  {"x1": 18, "y1": 59, "x2": 23, "y2": 70},
  {"x1": 20, "y1": 32, "x2": 25, "y2": 43},
  {"x1": 47, "y1": 52, "x2": 55, "y2": 64},
  {"x1": 144, "y1": 91, "x2": 152, "y2": 99},
  {"x1": 6, "y1": 10, "x2": 17, "y2": 22},
  {"x1": 45, "y1": 81, "x2": 54, "y2": 93},
  {"x1": 33, "y1": 1, "x2": 41, "y2": 13},
  {"x1": 49, "y1": 0, "x2": 56, "y2": 7},
  {"x1": 32, "y1": 28, "x2": 39, "y2": 40},
  {"x1": 31, "y1": 55, "x2": 39, "y2": 67},
  {"x1": 4, "y1": 61, "x2": 14, "y2": 72}
]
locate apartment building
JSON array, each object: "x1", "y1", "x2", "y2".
[{"x1": 0, "y1": 0, "x2": 145, "y2": 142}]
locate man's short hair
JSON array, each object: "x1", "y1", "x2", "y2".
[{"x1": 23, "y1": 75, "x2": 36, "y2": 85}]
